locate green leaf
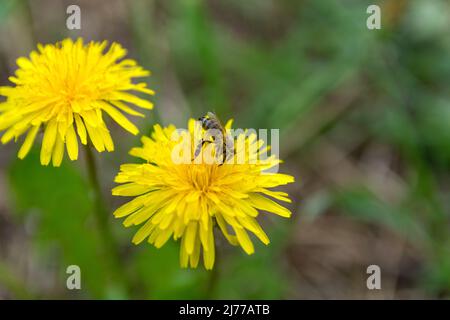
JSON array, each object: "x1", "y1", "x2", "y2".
[{"x1": 7, "y1": 150, "x2": 113, "y2": 298}]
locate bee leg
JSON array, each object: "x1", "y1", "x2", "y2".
[
  {"x1": 219, "y1": 149, "x2": 233, "y2": 166},
  {"x1": 193, "y1": 140, "x2": 212, "y2": 161},
  {"x1": 219, "y1": 138, "x2": 235, "y2": 166},
  {"x1": 214, "y1": 144, "x2": 225, "y2": 166}
]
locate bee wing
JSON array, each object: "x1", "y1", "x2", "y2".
[{"x1": 206, "y1": 111, "x2": 220, "y2": 123}]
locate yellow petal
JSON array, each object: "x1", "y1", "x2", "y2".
[
  {"x1": 40, "y1": 121, "x2": 58, "y2": 166},
  {"x1": 225, "y1": 119, "x2": 234, "y2": 129},
  {"x1": 52, "y1": 134, "x2": 65, "y2": 167},
  {"x1": 154, "y1": 228, "x2": 173, "y2": 248},
  {"x1": 16, "y1": 57, "x2": 33, "y2": 69},
  {"x1": 159, "y1": 214, "x2": 175, "y2": 230},
  {"x1": 81, "y1": 110, "x2": 99, "y2": 128},
  {"x1": 0, "y1": 112, "x2": 21, "y2": 130},
  {"x1": 248, "y1": 193, "x2": 291, "y2": 218},
  {"x1": 111, "y1": 92, "x2": 154, "y2": 110},
  {"x1": 203, "y1": 226, "x2": 215, "y2": 270},
  {"x1": 123, "y1": 205, "x2": 158, "y2": 227},
  {"x1": 74, "y1": 114, "x2": 87, "y2": 145},
  {"x1": 85, "y1": 123, "x2": 105, "y2": 152},
  {"x1": 100, "y1": 102, "x2": 139, "y2": 135},
  {"x1": 99, "y1": 126, "x2": 114, "y2": 152},
  {"x1": 113, "y1": 195, "x2": 146, "y2": 218},
  {"x1": 1, "y1": 126, "x2": 19, "y2": 144},
  {"x1": 189, "y1": 236, "x2": 201, "y2": 268},
  {"x1": 18, "y1": 125, "x2": 40, "y2": 159},
  {"x1": 180, "y1": 237, "x2": 189, "y2": 268},
  {"x1": 184, "y1": 222, "x2": 198, "y2": 255},
  {"x1": 236, "y1": 216, "x2": 270, "y2": 245},
  {"x1": 109, "y1": 101, "x2": 145, "y2": 118},
  {"x1": 215, "y1": 213, "x2": 238, "y2": 246},
  {"x1": 199, "y1": 218, "x2": 210, "y2": 251},
  {"x1": 71, "y1": 100, "x2": 83, "y2": 113},
  {"x1": 132, "y1": 219, "x2": 156, "y2": 244},
  {"x1": 112, "y1": 183, "x2": 153, "y2": 196},
  {"x1": 234, "y1": 227, "x2": 254, "y2": 255},
  {"x1": 257, "y1": 189, "x2": 292, "y2": 203},
  {"x1": 65, "y1": 125, "x2": 78, "y2": 161}
]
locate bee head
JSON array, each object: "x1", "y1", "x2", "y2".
[
  {"x1": 198, "y1": 112, "x2": 219, "y2": 130},
  {"x1": 198, "y1": 112, "x2": 211, "y2": 125}
]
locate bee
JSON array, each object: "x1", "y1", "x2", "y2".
[{"x1": 194, "y1": 112, "x2": 235, "y2": 164}]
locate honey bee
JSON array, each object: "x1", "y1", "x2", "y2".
[{"x1": 194, "y1": 112, "x2": 235, "y2": 164}]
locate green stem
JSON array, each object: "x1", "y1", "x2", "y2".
[
  {"x1": 84, "y1": 145, "x2": 129, "y2": 297},
  {"x1": 206, "y1": 249, "x2": 220, "y2": 298}
]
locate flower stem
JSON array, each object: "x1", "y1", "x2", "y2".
[
  {"x1": 84, "y1": 145, "x2": 128, "y2": 297},
  {"x1": 206, "y1": 250, "x2": 220, "y2": 298}
]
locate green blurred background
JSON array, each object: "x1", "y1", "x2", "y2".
[{"x1": 0, "y1": 0, "x2": 449, "y2": 299}]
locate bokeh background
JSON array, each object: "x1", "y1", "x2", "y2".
[{"x1": 0, "y1": 0, "x2": 449, "y2": 299}]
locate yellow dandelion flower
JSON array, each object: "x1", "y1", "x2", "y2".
[
  {"x1": 0, "y1": 38, "x2": 154, "y2": 166},
  {"x1": 112, "y1": 119, "x2": 294, "y2": 270}
]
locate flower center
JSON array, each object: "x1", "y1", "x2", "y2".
[{"x1": 187, "y1": 165, "x2": 215, "y2": 193}]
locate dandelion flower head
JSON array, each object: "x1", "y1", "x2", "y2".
[
  {"x1": 0, "y1": 38, "x2": 154, "y2": 166},
  {"x1": 112, "y1": 119, "x2": 295, "y2": 270}
]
